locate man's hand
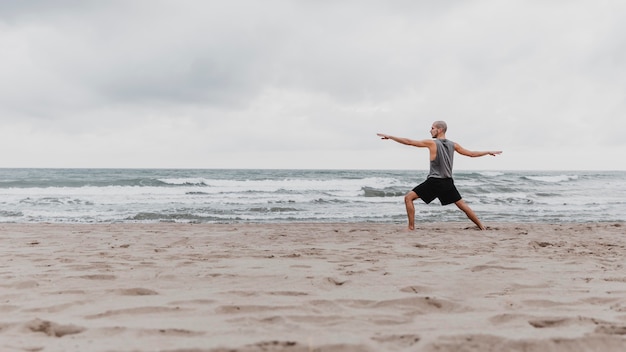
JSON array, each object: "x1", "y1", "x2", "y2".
[{"x1": 377, "y1": 133, "x2": 390, "y2": 140}]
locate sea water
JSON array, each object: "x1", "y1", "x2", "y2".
[{"x1": 0, "y1": 169, "x2": 624, "y2": 224}]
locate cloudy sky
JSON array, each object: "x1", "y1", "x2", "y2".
[{"x1": 1, "y1": 0, "x2": 625, "y2": 170}]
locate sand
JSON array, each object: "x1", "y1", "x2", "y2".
[{"x1": 1, "y1": 222, "x2": 625, "y2": 352}]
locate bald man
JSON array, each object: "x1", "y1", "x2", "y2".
[{"x1": 377, "y1": 121, "x2": 502, "y2": 230}]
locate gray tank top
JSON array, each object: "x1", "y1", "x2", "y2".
[{"x1": 428, "y1": 139, "x2": 455, "y2": 179}]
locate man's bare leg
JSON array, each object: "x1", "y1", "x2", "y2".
[
  {"x1": 454, "y1": 199, "x2": 486, "y2": 230},
  {"x1": 404, "y1": 191, "x2": 419, "y2": 230}
]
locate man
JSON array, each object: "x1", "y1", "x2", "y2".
[{"x1": 377, "y1": 121, "x2": 502, "y2": 231}]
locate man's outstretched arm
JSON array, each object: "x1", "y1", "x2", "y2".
[
  {"x1": 454, "y1": 143, "x2": 502, "y2": 157},
  {"x1": 377, "y1": 133, "x2": 433, "y2": 148}
]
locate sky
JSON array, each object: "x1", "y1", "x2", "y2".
[{"x1": 1, "y1": 0, "x2": 625, "y2": 170}]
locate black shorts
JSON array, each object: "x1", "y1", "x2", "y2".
[{"x1": 412, "y1": 177, "x2": 462, "y2": 206}]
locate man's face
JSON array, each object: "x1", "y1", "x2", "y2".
[{"x1": 430, "y1": 125, "x2": 439, "y2": 138}]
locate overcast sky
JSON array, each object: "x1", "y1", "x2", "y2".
[{"x1": 1, "y1": 0, "x2": 625, "y2": 170}]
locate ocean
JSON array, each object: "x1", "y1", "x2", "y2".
[{"x1": 0, "y1": 169, "x2": 624, "y2": 224}]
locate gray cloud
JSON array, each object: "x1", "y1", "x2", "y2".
[{"x1": 1, "y1": 0, "x2": 625, "y2": 168}]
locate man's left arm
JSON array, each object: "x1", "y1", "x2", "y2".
[{"x1": 455, "y1": 143, "x2": 502, "y2": 157}]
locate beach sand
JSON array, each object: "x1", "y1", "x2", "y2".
[{"x1": 1, "y1": 222, "x2": 625, "y2": 351}]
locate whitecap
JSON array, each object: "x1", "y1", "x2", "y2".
[
  {"x1": 479, "y1": 171, "x2": 504, "y2": 177},
  {"x1": 525, "y1": 175, "x2": 579, "y2": 183}
]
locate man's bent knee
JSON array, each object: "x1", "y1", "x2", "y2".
[{"x1": 405, "y1": 191, "x2": 418, "y2": 202}]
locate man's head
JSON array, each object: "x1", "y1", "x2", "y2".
[{"x1": 430, "y1": 121, "x2": 447, "y2": 138}]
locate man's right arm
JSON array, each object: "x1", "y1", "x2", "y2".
[{"x1": 377, "y1": 133, "x2": 432, "y2": 148}]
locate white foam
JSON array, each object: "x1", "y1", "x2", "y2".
[
  {"x1": 526, "y1": 175, "x2": 578, "y2": 183},
  {"x1": 479, "y1": 171, "x2": 504, "y2": 177}
]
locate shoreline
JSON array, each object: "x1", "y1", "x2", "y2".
[{"x1": 2, "y1": 222, "x2": 625, "y2": 351}]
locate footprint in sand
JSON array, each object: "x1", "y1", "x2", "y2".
[
  {"x1": 373, "y1": 296, "x2": 464, "y2": 313},
  {"x1": 168, "y1": 299, "x2": 215, "y2": 306},
  {"x1": 528, "y1": 316, "x2": 609, "y2": 328},
  {"x1": 595, "y1": 325, "x2": 626, "y2": 335},
  {"x1": 372, "y1": 334, "x2": 421, "y2": 348},
  {"x1": 85, "y1": 306, "x2": 183, "y2": 319},
  {"x1": 136, "y1": 327, "x2": 204, "y2": 337},
  {"x1": 116, "y1": 288, "x2": 158, "y2": 296},
  {"x1": 325, "y1": 277, "x2": 349, "y2": 286},
  {"x1": 215, "y1": 304, "x2": 297, "y2": 314},
  {"x1": 266, "y1": 291, "x2": 309, "y2": 296},
  {"x1": 24, "y1": 318, "x2": 85, "y2": 337},
  {"x1": 78, "y1": 274, "x2": 116, "y2": 280},
  {"x1": 470, "y1": 265, "x2": 525, "y2": 272},
  {"x1": 400, "y1": 285, "x2": 433, "y2": 294}
]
